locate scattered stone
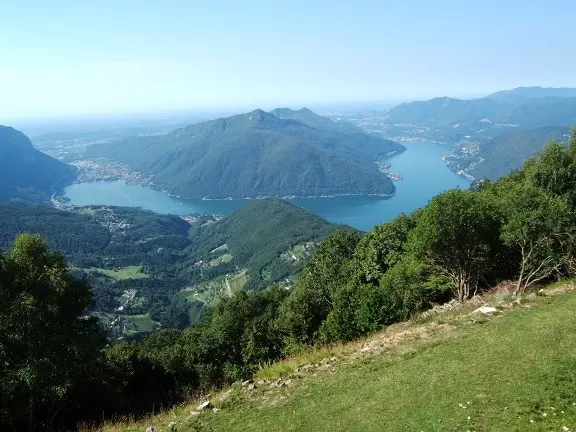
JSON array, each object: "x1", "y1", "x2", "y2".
[
  {"x1": 212, "y1": 407, "x2": 221, "y2": 413},
  {"x1": 197, "y1": 400, "x2": 212, "y2": 411},
  {"x1": 146, "y1": 427, "x2": 158, "y2": 432},
  {"x1": 285, "y1": 379, "x2": 292, "y2": 386},
  {"x1": 360, "y1": 346, "x2": 371, "y2": 353},
  {"x1": 330, "y1": 356, "x2": 338, "y2": 362},
  {"x1": 420, "y1": 299, "x2": 462, "y2": 318},
  {"x1": 247, "y1": 383, "x2": 255, "y2": 390},
  {"x1": 189, "y1": 411, "x2": 201, "y2": 417},
  {"x1": 167, "y1": 421, "x2": 177, "y2": 431},
  {"x1": 257, "y1": 379, "x2": 266, "y2": 386},
  {"x1": 275, "y1": 378, "x2": 286, "y2": 388},
  {"x1": 474, "y1": 305, "x2": 498, "y2": 315},
  {"x1": 561, "y1": 426, "x2": 570, "y2": 432},
  {"x1": 241, "y1": 379, "x2": 252, "y2": 387}
]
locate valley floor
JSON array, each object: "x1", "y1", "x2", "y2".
[{"x1": 94, "y1": 284, "x2": 576, "y2": 432}]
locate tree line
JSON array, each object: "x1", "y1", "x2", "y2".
[{"x1": 2, "y1": 132, "x2": 576, "y2": 430}]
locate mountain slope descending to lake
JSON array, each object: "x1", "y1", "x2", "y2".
[
  {"x1": 383, "y1": 96, "x2": 506, "y2": 128},
  {"x1": 86, "y1": 109, "x2": 404, "y2": 199},
  {"x1": 0, "y1": 126, "x2": 76, "y2": 202},
  {"x1": 97, "y1": 285, "x2": 576, "y2": 432},
  {"x1": 469, "y1": 126, "x2": 572, "y2": 180}
]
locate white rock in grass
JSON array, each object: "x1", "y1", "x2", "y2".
[
  {"x1": 474, "y1": 305, "x2": 498, "y2": 314},
  {"x1": 197, "y1": 400, "x2": 212, "y2": 411}
]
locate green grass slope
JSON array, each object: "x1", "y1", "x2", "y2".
[
  {"x1": 209, "y1": 290, "x2": 576, "y2": 431},
  {"x1": 103, "y1": 286, "x2": 576, "y2": 432}
]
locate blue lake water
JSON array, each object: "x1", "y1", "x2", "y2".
[{"x1": 64, "y1": 141, "x2": 469, "y2": 231}]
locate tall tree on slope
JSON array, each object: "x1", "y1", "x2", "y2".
[{"x1": 0, "y1": 234, "x2": 103, "y2": 431}]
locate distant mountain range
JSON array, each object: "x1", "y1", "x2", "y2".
[
  {"x1": 485, "y1": 86, "x2": 576, "y2": 104},
  {"x1": 87, "y1": 108, "x2": 404, "y2": 199},
  {"x1": 375, "y1": 87, "x2": 576, "y2": 180},
  {"x1": 383, "y1": 89, "x2": 576, "y2": 129},
  {"x1": 0, "y1": 126, "x2": 76, "y2": 202}
]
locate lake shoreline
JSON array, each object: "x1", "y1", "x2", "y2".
[{"x1": 63, "y1": 142, "x2": 470, "y2": 231}]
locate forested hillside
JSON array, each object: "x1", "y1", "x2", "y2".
[
  {"x1": 0, "y1": 199, "x2": 335, "y2": 335},
  {"x1": 86, "y1": 109, "x2": 404, "y2": 199},
  {"x1": 3, "y1": 131, "x2": 576, "y2": 431},
  {"x1": 467, "y1": 126, "x2": 571, "y2": 180},
  {"x1": 0, "y1": 126, "x2": 76, "y2": 201},
  {"x1": 183, "y1": 199, "x2": 337, "y2": 290}
]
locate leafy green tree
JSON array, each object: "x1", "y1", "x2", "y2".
[
  {"x1": 182, "y1": 288, "x2": 287, "y2": 385},
  {"x1": 497, "y1": 182, "x2": 573, "y2": 293},
  {"x1": 277, "y1": 228, "x2": 361, "y2": 347},
  {"x1": 350, "y1": 213, "x2": 418, "y2": 285},
  {"x1": 524, "y1": 132, "x2": 576, "y2": 207},
  {"x1": 320, "y1": 255, "x2": 449, "y2": 343},
  {"x1": 0, "y1": 234, "x2": 103, "y2": 431},
  {"x1": 409, "y1": 190, "x2": 502, "y2": 301}
]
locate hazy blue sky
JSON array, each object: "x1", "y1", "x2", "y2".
[{"x1": 1, "y1": 0, "x2": 575, "y2": 120}]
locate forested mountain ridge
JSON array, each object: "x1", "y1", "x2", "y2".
[
  {"x1": 271, "y1": 107, "x2": 365, "y2": 134},
  {"x1": 0, "y1": 126, "x2": 76, "y2": 201},
  {"x1": 382, "y1": 92, "x2": 576, "y2": 129},
  {"x1": 486, "y1": 86, "x2": 576, "y2": 103},
  {"x1": 183, "y1": 199, "x2": 336, "y2": 289},
  {"x1": 86, "y1": 108, "x2": 404, "y2": 199}
]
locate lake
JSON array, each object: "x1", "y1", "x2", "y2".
[{"x1": 64, "y1": 141, "x2": 470, "y2": 231}]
